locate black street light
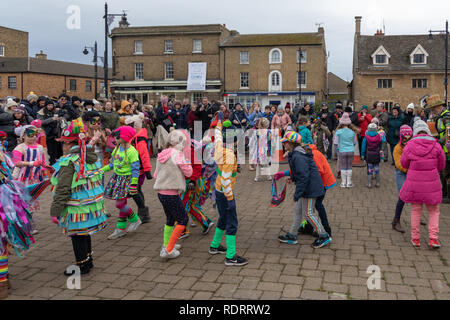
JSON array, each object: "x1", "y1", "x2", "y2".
[
  {"x1": 298, "y1": 46, "x2": 303, "y2": 106},
  {"x1": 82, "y1": 41, "x2": 102, "y2": 99},
  {"x1": 428, "y1": 20, "x2": 449, "y2": 109},
  {"x1": 103, "y1": 2, "x2": 128, "y2": 99}
]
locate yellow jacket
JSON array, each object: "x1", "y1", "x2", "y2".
[
  {"x1": 393, "y1": 143, "x2": 407, "y2": 173},
  {"x1": 213, "y1": 122, "x2": 237, "y2": 201}
]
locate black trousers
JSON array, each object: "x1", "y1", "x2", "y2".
[
  {"x1": 47, "y1": 138, "x2": 63, "y2": 165},
  {"x1": 132, "y1": 184, "x2": 146, "y2": 209},
  {"x1": 71, "y1": 235, "x2": 92, "y2": 264}
]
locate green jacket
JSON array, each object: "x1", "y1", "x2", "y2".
[
  {"x1": 50, "y1": 146, "x2": 102, "y2": 217},
  {"x1": 436, "y1": 109, "x2": 450, "y2": 155}
]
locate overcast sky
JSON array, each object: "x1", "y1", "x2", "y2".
[{"x1": 2, "y1": 0, "x2": 450, "y2": 81}]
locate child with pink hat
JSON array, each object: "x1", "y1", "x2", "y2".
[
  {"x1": 335, "y1": 113, "x2": 359, "y2": 187},
  {"x1": 102, "y1": 126, "x2": 142, "y2": 240}
]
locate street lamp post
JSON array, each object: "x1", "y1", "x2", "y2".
[
  {"x1": 103, "y1": 2, "x2": 127, "y2": 99},
  {"x1": 298, "y1": 46, "x2": 302, "y2": 106},
  {"x1": 83, "y1": 41, "x2": 98, "y2": 99},
  {"x1": 429, "y1": 20, "x2": 449, "y2": 109}
]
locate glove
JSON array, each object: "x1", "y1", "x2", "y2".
[
  {"x1": 227, "y1": 199, "x2": 236, "y2": 211},
  {"x1": 33, "y1": 160, "x2": 42, "y2": 167},
  {"x1": 129, "y1": 184, "x2": 138, "y2": 195},
  {"x1": 187, "y1": 181, "x2": 195, "y2": 190},
  {"x1": 51, "y1": 216, "x2": 59, "y2": 225},
  {"x1": 274, "y1": 172, "x2": 285, "y2": 181},
  {"x1": 145, "y1": 171, "x2": 153, "y2": 180}
]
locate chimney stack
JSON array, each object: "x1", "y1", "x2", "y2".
[
  {"x1": 355, "y1": 16, "x2": 362, "y2": 35},
  {"x1": 318, "y1": 26, "x2": 324, "y2": 34},
  {"x1": 35, "y1": 50, "x2": 47, "y2": 60}
]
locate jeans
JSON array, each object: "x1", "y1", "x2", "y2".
[
  {"x1": 326, "y1": 135, "x2": 333, "y2": 160},
  {"x1": 389, "y1": 143, "x2": 396, "y2": 163},
  {"x1": 215, "y1": 191, "x2": 238, "y2": 235},
  {"x1": 395, "y1": 169, "x2": 406, "y2": 193}
]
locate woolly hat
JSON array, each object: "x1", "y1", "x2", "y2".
[
  {"x1": 14, "y1": 125, "x2": 37, "y2": 138},
  {"x1": 413, "y1": 118, "x2": 431, "y2": 136},
  {"x1": 45, "y1": 99, "x2": 55, "y2": 107},
  {"x1": 82, "y1": 110, "x2": 101, "y2": 123},
  {"x1": 27, "y1": 94, "x2": 38, "y2": 101},
  {"x1": 124, "y1": 114, "x2": 144, "y2": 129},
  {"x1": 406, "y1": 103, "x2": 415, "y2": 110},
  {"x1": 167, "y1": 129, "x2": 186, "y2": 151},
  {"x1": 13, "y1": 105, "x2": 26, "y2": 114},
  {"x1": 0, "y1": 131, "x2": 6, "y2": 138},
  {"x1": 400, "y1": 124, "x2": 413, "y2": 144},
  {"x1": 6, "y1": 100, "x2": 18, "y2": 110},
  {"x1": 367, "y1": 123, "x2": 378, "y2": 132},
  {"x1": 339, "y1": 112, "x2": 352, "y2": 125},
  {"x1": 31, "y1": 119, "x2": 42, "y2": 128},
  {"x1": 281, "y1": 131, "x2": 301, "y2": 144},
  {"x1": 371, "y1": 117, "x2": 379, "y2": 124},
  {"x1": 361, "y1": 105, "x2": 368, "y2": 110},
  {"x1": 83, "y1": 100, "x2": 95, "y2": 108},
  {"x1": 114, "y1": 126, "x2": 136, "y2": 143}
]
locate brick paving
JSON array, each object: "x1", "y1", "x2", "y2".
[{"x1": 5, "y1": 159, "x2": 450, "y2": 300}]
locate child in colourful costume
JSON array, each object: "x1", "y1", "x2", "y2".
[
  {"x1": 249, "y1": 117, "x2": 272, "y2": 182},
  {"x1": 179, "y1": 130, "x2": 214, "y2": 238},
  {"x1": 12, "y1": 125, "x2": 47, "y2": 212},
  {"x1": 208, "y1": 121, "x2": 248, "y2": 266},
  {"x1": 103, "y1": 126, "x2": 142, "y2": 240},
  {"x1": 50, "y1": 119, "x2": 108, "y2": 275},
  {"x1": 154, "y1": 130, "x2": 193, "y2": 259},
  {"x1": 0, "y1": 138, "x2": 35, "y2": 299}
]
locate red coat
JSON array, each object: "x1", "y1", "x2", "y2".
[
  {"x1": 131, "y1": 128, "x2": 152, "y2": 175},
  {"x1": 187, "y1": 111, "x2": 199, "y2": 130},
  {"x1": 358, "y1": 112, "x2": 373, "y2": 137}
]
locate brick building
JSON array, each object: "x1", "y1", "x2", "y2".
[
  {"x1": 0, "y1": 25, "x2": 111, "y2": 100},
  {"x1": 351, "y1": 16, "x2": 449, "y2": 111},
  {"x1": 110, "y1": 22, "x2": 328, "y2": 108},
  {"x1": 221, "y1": 29, "x2": 327, "y2": 109},
  {"x1": 110, "y1": 24, "x2": 229, "y2": 103},
  {"x1": 0, "y1": 26, "x2": 28, "y2": 58}
]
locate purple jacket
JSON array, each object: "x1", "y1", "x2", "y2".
[{"x1": 399, "y1": 134, "x2": 446, "y2": 205}]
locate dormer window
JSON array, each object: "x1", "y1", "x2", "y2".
[
  {"x1": 410, "y1": 44, "x2": 429, "y2": 65},
  {"x1": 371, "y1": 45, "x2": 390, "y2": 65}
]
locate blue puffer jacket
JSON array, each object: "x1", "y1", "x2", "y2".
[{"x1": 288, "y1": 146, "x2": 324, "y2": 201}]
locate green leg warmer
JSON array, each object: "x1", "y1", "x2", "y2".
[
  {"x1": 164, "y1": 225, "x2": 174, "y2": 247},
  {"x1": 210, "y1": 227, "x2": 225, "y2": 249},
  {"x1": 117, "y1": 217, "x2": 127, "y2": 230},
  {"x1": 128, "y1": 212, "x2": 139, "y2": 223},
  {"x1": 225, "y1": 234, "x2": 236, "y2": 260}
]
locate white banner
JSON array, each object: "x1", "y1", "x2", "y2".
[{"x1": 187, "y1": 62, "x2": 207, "y2": 91}]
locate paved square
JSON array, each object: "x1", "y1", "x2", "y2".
[{"x1": 5, "y1": 159, "x2": 450, "y2": 300}]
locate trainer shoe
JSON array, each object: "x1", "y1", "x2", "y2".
[
  {"x1": 311, "y1": 235, "x2": 332, "y2": 248},
  {"x1": 209, "y1": 245, "x2": 227, "y2": 255},
  {"x1": 224, "y1": 254, "x2": 248, "y2": 266},
  {"x1": 126, "y1": 219, "x2": 142, "y2": 232},
  {"x1": 411, "y1": 238, "x2": 420, "y2": 248},
  {"x1": 278, "y1": 232, "x2": 298, "y2": 245},
  {"x1": 202, "y1": 221, "x2": 215, "y2": 235},
  {"x1": 160, "y1": 247, "x2": 180, "y2": 259},
  {"x1": 107, "y1": 228, "x2": 127, "y2": 240},
  {"x1": 429, "y1": 239, "x2": 441, "y2": 249},
  {"x1": 179, "y1": 231, "x2": 190, "y2": 240}
]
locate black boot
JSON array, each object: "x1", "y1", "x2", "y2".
[
  {"x1": 392, "y1": 218, "x2": 405, "y2": 233},
  {"x1": 138, "y1": 207, "x2": 151, "y2": 224}
]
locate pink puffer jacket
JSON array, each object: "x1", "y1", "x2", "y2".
[{"x1": 399, "y1": 134, "x2": 446, "y2": 205}]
